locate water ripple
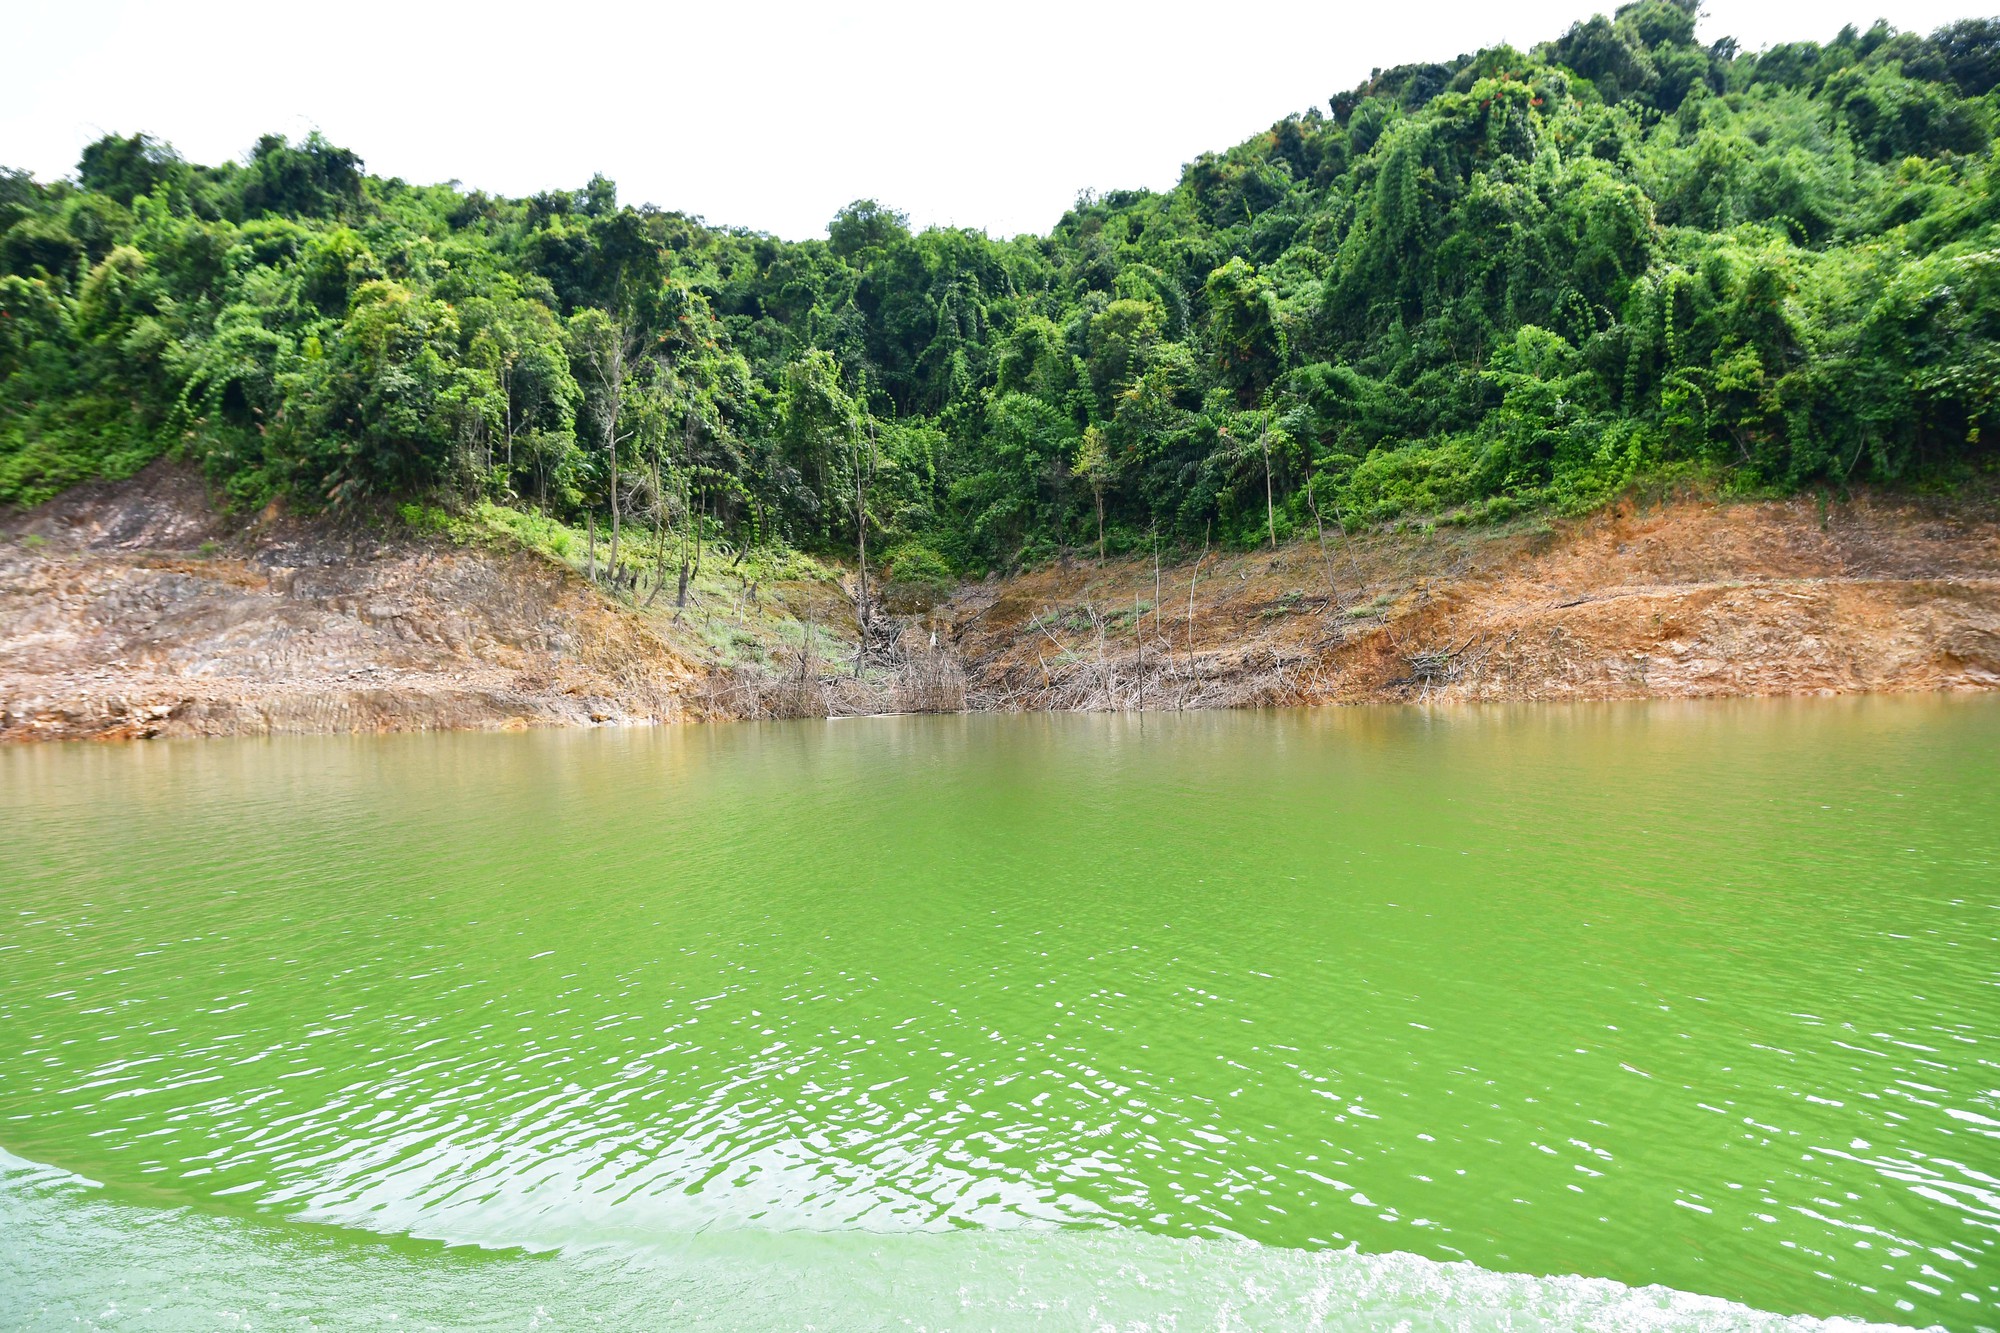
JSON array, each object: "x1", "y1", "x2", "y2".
[{"x1": 1, "y1": 697, "x2": 1995, "y2": 1328}]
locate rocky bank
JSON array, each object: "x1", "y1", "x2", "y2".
[
  {"x1": 3, "y1": 463, "x2": 1995, "y2": 743},
  {"x1": 1, "y1": 462, "x2": 700, "y2": 741},
  {"x1": 944, "y1": 489, "x2": 2000, "y2": 710}
]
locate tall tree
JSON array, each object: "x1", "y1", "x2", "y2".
[
  {"x1": 777, "y1": 351, "x2": 878, "y2": 662},
  {"x1": 567, "y1": 308, "x2": 642, "y2": 583}
]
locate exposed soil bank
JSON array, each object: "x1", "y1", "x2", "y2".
[
  {"x1": 3, "y1": 464, "x2": 1995, "y2": 742},
  {"x1": 944, "y1": 491, "x2": 2000, "y2": 709},
  {"x1": 1, "y1": 462, "x2": 701, "y2": 741}
]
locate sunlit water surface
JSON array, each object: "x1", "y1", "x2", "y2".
[{"x1": 1, "y1": 699, "x2": 1996, "y2": 1330}]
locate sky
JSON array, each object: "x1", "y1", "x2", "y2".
[{"x1": 3, "y1": 0, "x2": 1991, "y2": 240}]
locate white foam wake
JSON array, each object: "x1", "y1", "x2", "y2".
[{"x1": 0, "y1": 1148, "x2": 1934, "y2": 1332}]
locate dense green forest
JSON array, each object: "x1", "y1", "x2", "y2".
[{"x1": 3, "y1": 4, "x2": 1997, "y2": 578}]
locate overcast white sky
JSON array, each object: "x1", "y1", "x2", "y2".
[{"x1": 3, "y1": 0, "x2": 1990, "y2": 240}]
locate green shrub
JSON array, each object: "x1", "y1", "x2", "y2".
[{"x1": 880, "y1": 541, "x2": 956, "y2": 612}]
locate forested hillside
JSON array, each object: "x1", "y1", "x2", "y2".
[{"x1": 3, "y1": 4, "x2": 1996, "y2": 580}]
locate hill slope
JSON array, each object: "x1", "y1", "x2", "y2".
[{"x1": 1, "y1": 7, "x2": 1995, "y2": 577}]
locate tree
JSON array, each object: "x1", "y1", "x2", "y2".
[
  {"x1": 239, "y1": 133, "x2": 363, "y2": 219},
  {"x1": 1086, "y1": 299, "x2": 1163, "y2": 400},
  {"x1": 77, "y1": 134, "x2": 191, "y2": 207},
  {"x1": 282, "y1": 280, "x2": 496, "y2": 504},
  {"x1": 828, "y1": 200, "x2": 910, "y2": 262},
  {"x1": 1204, "y1": 258, "x2": 1285, "y2": 405},
  {"x1": 567, "y1": 307, "x2": 642, "y2": 583},
  {"x1": 1934, "y1": 17, "x2": 2000, "y2": 95},
  {"x1": 851, "y1": 410, "x2": 879, "y2": 669},
  {"x1": 464, "y1": 293, "x2": 578, "y2": 499},
  {"x1": 1544, "y1": 14, "x2": 1657, "y2": 104},
  {"x1": 1075, "y1": 426, "x2": 1116, "y2": 558},
  {"x1": 777, "y1": 351, "x2": 878, "y2": 662},
  {"x1": 5, "y1": 7, "x2": 1998, "y2": 549}
]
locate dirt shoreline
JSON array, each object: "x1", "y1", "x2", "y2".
[
  {"x1": 948, "y1": 488, "x2": 2000, "y2": 711},
  {"x1": 3, "y1": 463, "x2": 1996, "y2": 743},
  {"x1": 0, "y1": 463, "x2": 702, "y2": 742}
]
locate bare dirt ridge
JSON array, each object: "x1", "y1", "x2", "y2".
[
  {"x1": 938, "y1": 490, "x2": 2000, "y2": 711},
  {"x1": 2, "y1": 463, "x2": 1995, "y2": 743},
  {"x1": 0, "y1": 461, "x2": 702, "y2": 741}
]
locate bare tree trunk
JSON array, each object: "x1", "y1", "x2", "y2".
[
  {"x1": 674, "y1": 467, "x2": 696, "y2": 611},
  {"x1": 586, "y1": 512, "x2": 598, "y2": 582},
  {"x1": 1304, "y1": 472, "x2": 1341, "y2": 608},
  {"x1": 647, "y1": 460, "x2": 669, "y2": 608},
  {"x1": 1135, "y1": 591, "x2": 1145, "y2": 706},
  {"x1": 1095, "y1": 604, "x2": 1110, "y2": 709},
  {"x1": 1261, "y1": 420, "x2": 1277, "y2": 550},
  {"x1": 854, "y1": 463, "x2": 869, "y2": 680},
  {"x1": 856, "y1": 499, "x2": 868, "y2": 623},
  {"x1": 677, "y1": 487, "x2": 704, "y2": 612},
  {"x1": 502, "y1": 362, "x2": 515, "y2": 471},
  {"x1": 582, "y1": 320, "x2": 631, "y2": 591},
  {"x1": 606, "y1": 422, "x2": 621, "y2": 587},
  {"x1": 1094, "y1": 486, "x2": 1105, "y2": 560},
  {"x1": 1336, "y1": 501, "x2": 1367, "y2": 597},
  {"x1": 1152, "y1": 526, "x2": 1161, "y2": 635},
  {"x1": 852, "y1": 422, "x2": 875, "y2": 680},
  {"x1": 1186, "y1": 527, "x2": 1210, "y2": 666}
]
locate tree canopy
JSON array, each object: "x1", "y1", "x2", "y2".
[{"x1": 3, "y1": 6, "x2": 1996, "y2": 569}]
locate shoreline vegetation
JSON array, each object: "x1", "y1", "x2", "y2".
[{"x1": 2, "y1": 5, "x2": 1997, "y2": 738}]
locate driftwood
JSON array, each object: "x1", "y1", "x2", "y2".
[
  {"x1": 693, "y1": 610, "x2": 968, "y2": 720},
  {"x1": 1389, "y1": 635, "x2": 1485, "y2": 696},
  {"x1": 962, "y1": 595, "x2": 1318, "y2": 714},
  {"x1": 892, "y1": 629, "x2": 968, "y2": 713}
]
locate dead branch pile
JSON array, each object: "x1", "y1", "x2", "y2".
[
  {"x1": 691, "y1": 631, "x2": 831, "y2": 720},
  {"x1": 690, "y1": 604, "x2": 976, "y2": 720},
  {"x1": 893, "y1": 628, "x2": 968, "y2": 713},
  {"x1": 961, "y1": 598, "x2": 1322, "y2": 713},
  {"x1": 1390, "y1": 636, "x2": 1486, "y2": 697}
]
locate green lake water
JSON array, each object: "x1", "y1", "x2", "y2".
[{"x1": 1, "y1": 698, "x2": 1996, "y2": 1330}]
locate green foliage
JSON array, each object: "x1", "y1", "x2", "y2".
[
  {"x1": 397, "y1": 501, "x2": 453, "y2": 534},
  {"x1": 1935, "y1": 18, "x2": 2000, "y2": 95},
  {"x1": 2, "y1": 8, "x2": 1996, "y2": 567},
  {"x1": 282, "y1": 281, "x2": 496, "y2": 504},
  {"x1": 239, "y1": 133, "x2": 364, "y2": 220},
  {"x1": 78, "y1": 133, "x2": 191, "y2": 208},
  {"x1": 880, "y1": 540, "x2": 954, "y2": 612},
  {"x1": 776, "y1": 348, "x2": 865, "y2": 541},
  {"x1": 1204, "y1": 259, "x2": 1285, "y2": 402}
]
